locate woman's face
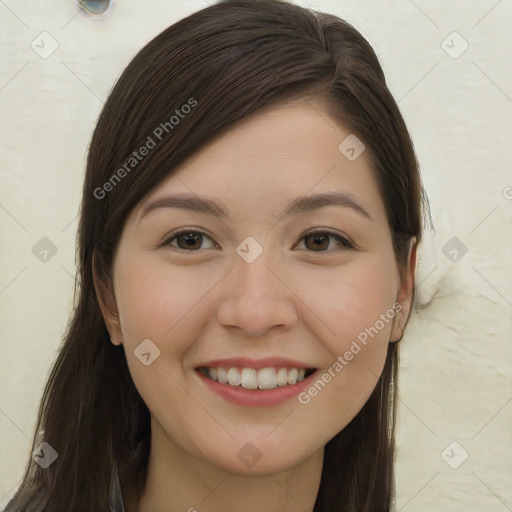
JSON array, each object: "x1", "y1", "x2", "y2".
[{"x1": 101, "y1": 99, "x2": 415, "y2": 476}]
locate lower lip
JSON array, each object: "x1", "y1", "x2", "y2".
[{"x1": 196, "y1": 370, "x2": 318, "y2": 407}]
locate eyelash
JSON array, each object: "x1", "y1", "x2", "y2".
[{"x1": 159, "y1": 228, "x2": 355, "y2": 253}]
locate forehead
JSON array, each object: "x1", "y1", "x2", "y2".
[{"x1": 131, "y1": 99, "x2": 386, "y2": 225}]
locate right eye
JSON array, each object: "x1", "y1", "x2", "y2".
[{"x1": 160, "y1": 230, "x2": 218, "y2": 252}]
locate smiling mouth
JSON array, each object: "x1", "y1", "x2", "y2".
[{"x1": 196, "y1": 366, "x2": 317, "y2": 390}]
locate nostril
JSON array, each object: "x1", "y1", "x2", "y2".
[{"x1": 78, "y1": 0, "x2": 112, "y2": 16}]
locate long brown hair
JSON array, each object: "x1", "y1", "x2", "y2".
[{"x1": 5, "y1": 1, "x2": 425, "y2": 510}]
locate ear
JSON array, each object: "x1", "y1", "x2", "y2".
[
  {"x1": 92, "y1": 250, "x2": 123, "y2": 346},
  {"x1": 390, "y1": 237, "x2": 418, "y2": 343}
]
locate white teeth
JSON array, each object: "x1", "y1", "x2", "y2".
[
  {"x1": 203, "y1": 366, "x2": 311, "y2": 389},
  {"x1": 227, "y1": 367, "x2": 241, "y2": 386},
  {"x1": 241, "y1": 368, "x2": 258, "y2": 389},
  {"x1": 258, "y1": 368, "x2": 277, "y2": 390},
  {"x1": 276, "y1": 368, "x2": 288, "y2": 387},
  {"x1": 287, "y1": 368, "x2": 298, "y2": 385},
  {"x1": 216, "y1": 367, "x2": 227, "y2": 384}
]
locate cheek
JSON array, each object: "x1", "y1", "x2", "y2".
[
  {"x1": 293, "y1": 262, "x2": 398, "y2": 430},
  {"x1": 295, "y1": 255, "x2": 398, "y2": 410},
  {"x1": 114, "y1": 255, "x2": 213, "y2": 350},
  {"x1": 112, "y1": 256, "x2": 214, "y2": 419},
  {"x1": 300, "y1": 257, "x2": 398, "y2": 352},
  {"x1": 111, "y1": 255, "x2": 220, "y2": 418}
]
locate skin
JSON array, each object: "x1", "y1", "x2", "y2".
[{"x1": 95, "y1": 98, "x2": 416, "y2": 512}]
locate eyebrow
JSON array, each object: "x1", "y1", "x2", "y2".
[{"x1": 140, "y1": 191, "x2": 372, "y2": 221}]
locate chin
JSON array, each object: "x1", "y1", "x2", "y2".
[{"x1": 200, "y1": 437, "x2": 320, "y2": 477}]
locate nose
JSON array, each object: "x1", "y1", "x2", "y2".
[{"x1": 216, "y1": 248, "x2": 298, "y2": 338}]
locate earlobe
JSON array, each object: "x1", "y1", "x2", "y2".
[
  {"x1": 390, "y1": 237, "x2": 417, "y2": 343},
  {"x1": 92, "y1": 250, "x2": 123, "y2": 346}
]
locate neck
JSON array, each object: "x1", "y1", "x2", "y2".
[{"x1": 135, "y1": 417, "x2": 324, "y2": 512}]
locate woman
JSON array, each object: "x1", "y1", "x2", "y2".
[{"x1": 5, "y1": 0, "x2": 426, "y2": 510}]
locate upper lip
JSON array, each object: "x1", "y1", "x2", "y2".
[{"x1": 196, "y1": 357, "x2": 316, "y2": 370}]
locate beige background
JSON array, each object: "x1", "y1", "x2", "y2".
[{"x1": 1, "y1": 0, "x2": 511, "y2": 510}]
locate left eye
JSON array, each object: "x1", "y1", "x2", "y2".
[
  {"x1": 160, "y1": 229, "x2": 354, "y2": 253},
  {"x1": 294, "y1": 230, "x2": 354, "y2": 252}
]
